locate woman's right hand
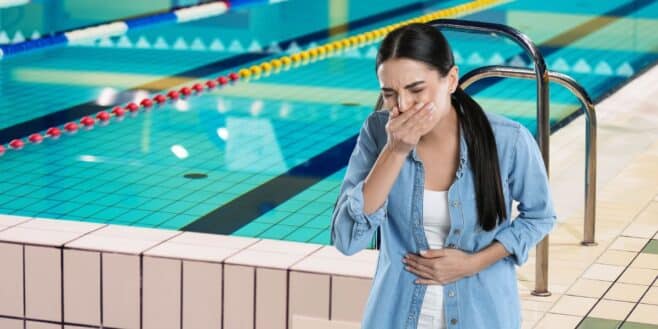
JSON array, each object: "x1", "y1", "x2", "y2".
[{"x1": 384, "y1": 102, "x2": 435, "y2": 155}]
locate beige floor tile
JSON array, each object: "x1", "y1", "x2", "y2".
[
  {"x1": 291, "y1": 315, "x2": 360, "y2": 329},
  {"x1": 518, "y1": 286, "x2": 562, "y2": 304},
  {"x1": 604, "y1": 282, "x2": 648, "y2": 302},
  {"x1": 145, "y1": 243, "x2": 246, "y2": 263},
  {"x1": 0, "y1": 227, "x2": 90, "y2": 247},
  {"x1": 0, "y1": 317, "x2": 23, "y2": 329},
  {"x1": 549, "y1": 295, "x2": 597, "y2": 316},
  {"x1": 582, "y1": 263, "x2": 625, "y2": 281},
  {"x1": 103, "y1": 253, "x2": 140, "y2": 329},
  {"x1": 631, "y1": 253, "x2": 658, "y2": 270},
  {"x1": 289, "y1": 271, "x2": 330, "y2": 329},
  {"x1": 256, "y1": 268, "x2": 287, "y2": 329},
  {"x1": 641, "y1": 286, "x2": 658, "y2": 305},
  {"x1": 183, "y1": 261, "x2": 222, "y2": 329},
  {"x1": 143, "y1": 256, "x2": 180, "y2": 329},
  {"x1": 301, "y1": 246, "x2": 379, "y2": 277},
  {"x1": 533, "y1": 313, "x2": 582, "y2": 329},
  {"x1": 550, "y1": 265, "x2": 587, "y2": 286},
  {"x1": 590, "y1": 299, "x2": 635, "y2": 320},
  {"x1": 521, "y1": 310, "x2": 543, "y2": 329},
  {"x1": 224, "y1": 264, "x2": 255, "y2": 329},
  {"x1": 20, "y1": 218, "x2": 103, "y2": 233},
  {"x1": 225, "y1": 239, "x2": 322, "y2": 270},
  {"x1": 0, "y1": 243, "x2": 23, "y2": 317},
  {"x1": 567, "y1": 278, "x2": 612, "y2": 298},
  {"x1": 0, "y1": 215, "x2": 31, "y2": 230},
  {"x1": 627, "y1": 303, "x2": 658, "y2": 325},
  {"x1": 597, "y1": 249, "x2": 636, "y2": 267},
  {"x1": 520, "y1": 299, "x2": 554, "y2": 312},
  {"x1": 63, "y1": 249, "x2": 100, "y2": 326},
  {"x1": 610, "y1": 236, "x2": 649, "y2": 252},
  {"x1": 169, "y1": 231, "x2": 258, "y2": 249},
  {"x1": 547, "y1": 283, "x2": 570, "y2": 295},
  {"x1": 618, "y1": 268, "x2": 658, "y2": 285},
  {"x1": 25, "y1": 321, "x2": 60, "y2": 329},
  {"x1": 549, "y1": 244, "x2": 603, "y2": 263},
  {"x1": 623, "y1": 222, "x2": 657, "y2": 239},
  {"x1": 331, "y1": 276, "x2": 371, "y2": 323},
  {"x1": 24, "y1": 246, "x2": 61, "y2": 322},
  {"x1": 634, "y1": 202, "x2": 658, "y2": 225}
]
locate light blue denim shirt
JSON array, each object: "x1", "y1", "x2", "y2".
[{"x1": 330, "y1": 109, "x2": 557, "y2": 329}]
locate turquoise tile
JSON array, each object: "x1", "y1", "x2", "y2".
[
  {"x1": 90, "y1": 208, "x2": 129, "y2": 221},
  {"x1": 310, "y1": 230, "x2": 331, "y2": 245},
  {"x1": 234, "y1": 223, "x2": 271, "y2": 237},
  {"x1": 115, "y1": 209, "x2": 151, "y2": 223},
  {"x1": 160, "y1": 201, "x2": 197, "y2": 214},
  {"x1": 259, "y1": 225, "x2": 297, "y2": 240},
  {"x1": 280, "y1": 213, "x2": 313, "y2": 227},
  {"x1": 137, "y1": 213, "x2": 175, "y2": 226},
  {"x1": 306, "y1": 216, "x2": 331, "y2": 229},
  {"x1": 157, "y1": 215, "x2": 197, "y2": 230},
  {"x1": 286, "y1": 227, "x2": 324, "y2": 243}
]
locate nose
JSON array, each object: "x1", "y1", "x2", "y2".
[{"x1": 397, "y1": 95, "x2": 413, "y2": 112}]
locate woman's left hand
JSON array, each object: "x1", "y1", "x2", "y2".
[{"x1": 403, "y1": 248, "x2": 481, "y2": 285}]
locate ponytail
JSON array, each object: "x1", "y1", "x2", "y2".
[{"x1": 453, "y1": 87, "x2": 507, "y2": 231}]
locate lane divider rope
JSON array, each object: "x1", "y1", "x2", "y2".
[
  {"x1": 0, "y1": 0, "x2": 286, "y2": 59},
  {"x1": 0, "y1": 0, "x2": 504, "y2": 157}
]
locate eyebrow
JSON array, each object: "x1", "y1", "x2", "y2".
[{"x1": 381, "y1": 80, "x2": 425, "y2": 92}]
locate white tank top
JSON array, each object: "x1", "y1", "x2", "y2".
[{"x1": 417, "y1": 189, "x2": 450, "y2": 329}]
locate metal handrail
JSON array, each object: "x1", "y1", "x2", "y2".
[
  {"x1": 461, "y1": 65, "x2": 597, "y2": 246},
  {"x1": 430, "y1": 19, "x2": 553, "y2": 297}
]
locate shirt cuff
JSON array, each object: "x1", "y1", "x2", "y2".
[
  {"x1": 494, "y1": 227, "x2": 527, "y2": 266},
  {"x1": 346, "y1": 180, "x2": 388, "y2": 232}
]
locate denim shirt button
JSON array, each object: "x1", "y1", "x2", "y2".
[
  {"x1": 451, "y1": 201, "x2": 460, "y2": 208},
  {"x1": 451, "y1": 318, "x2": 458, "y2": 325},
  {"x1": 448, "y1": 290, "x2": 455, "y2": 297},
  {"x1": 453, "y1": 229, "x2": 461, "y2": 235},
  {"x1": 448, "y1": 243, "x2": 456, "y2": 248}
]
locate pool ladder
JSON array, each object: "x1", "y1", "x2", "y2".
[{"x1": 372, "y1": 19, "x2": 599, "y2": 297}]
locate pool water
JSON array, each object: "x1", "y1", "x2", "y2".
[{"x1": 0, "y1": 0, "x2": 656, "y2": 248}]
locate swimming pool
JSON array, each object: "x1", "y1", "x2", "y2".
[{"x1": 0, "y1": 0, "x2": 656, "y2": 248}]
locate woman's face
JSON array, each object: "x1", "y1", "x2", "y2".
[{"x1": 377, "y1": 57, "x2": 458, "y2": 126}]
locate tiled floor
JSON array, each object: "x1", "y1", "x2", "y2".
[{"x1": 517, "y1": 63, "x2": 658, "y2": 329}]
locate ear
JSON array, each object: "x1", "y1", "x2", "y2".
[{"x1": 448, "y1": 65, "x2": 459, "y2": 93}]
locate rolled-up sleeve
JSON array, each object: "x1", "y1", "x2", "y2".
[
  {"x1": 494, "y1": 125, "x2": 557, "y2": 266},
  {"x1": 331, "y1": 113, "x2": 388, "y2": 256}
]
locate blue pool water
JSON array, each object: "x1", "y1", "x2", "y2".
[{"x1": 0, "y1": 0, "x2": 656, "y2": 247}]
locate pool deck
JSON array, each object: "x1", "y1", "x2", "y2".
[
  {"x1": 520, "y1": 62, "x2": 658, "y2": 329},
  {"x1": 0, "y1": 60, "x2": 656, "y2": 328}
]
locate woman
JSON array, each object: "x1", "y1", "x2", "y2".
[{"x1": 330, "y1": 23, "x2": 556, "y2": 329}]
